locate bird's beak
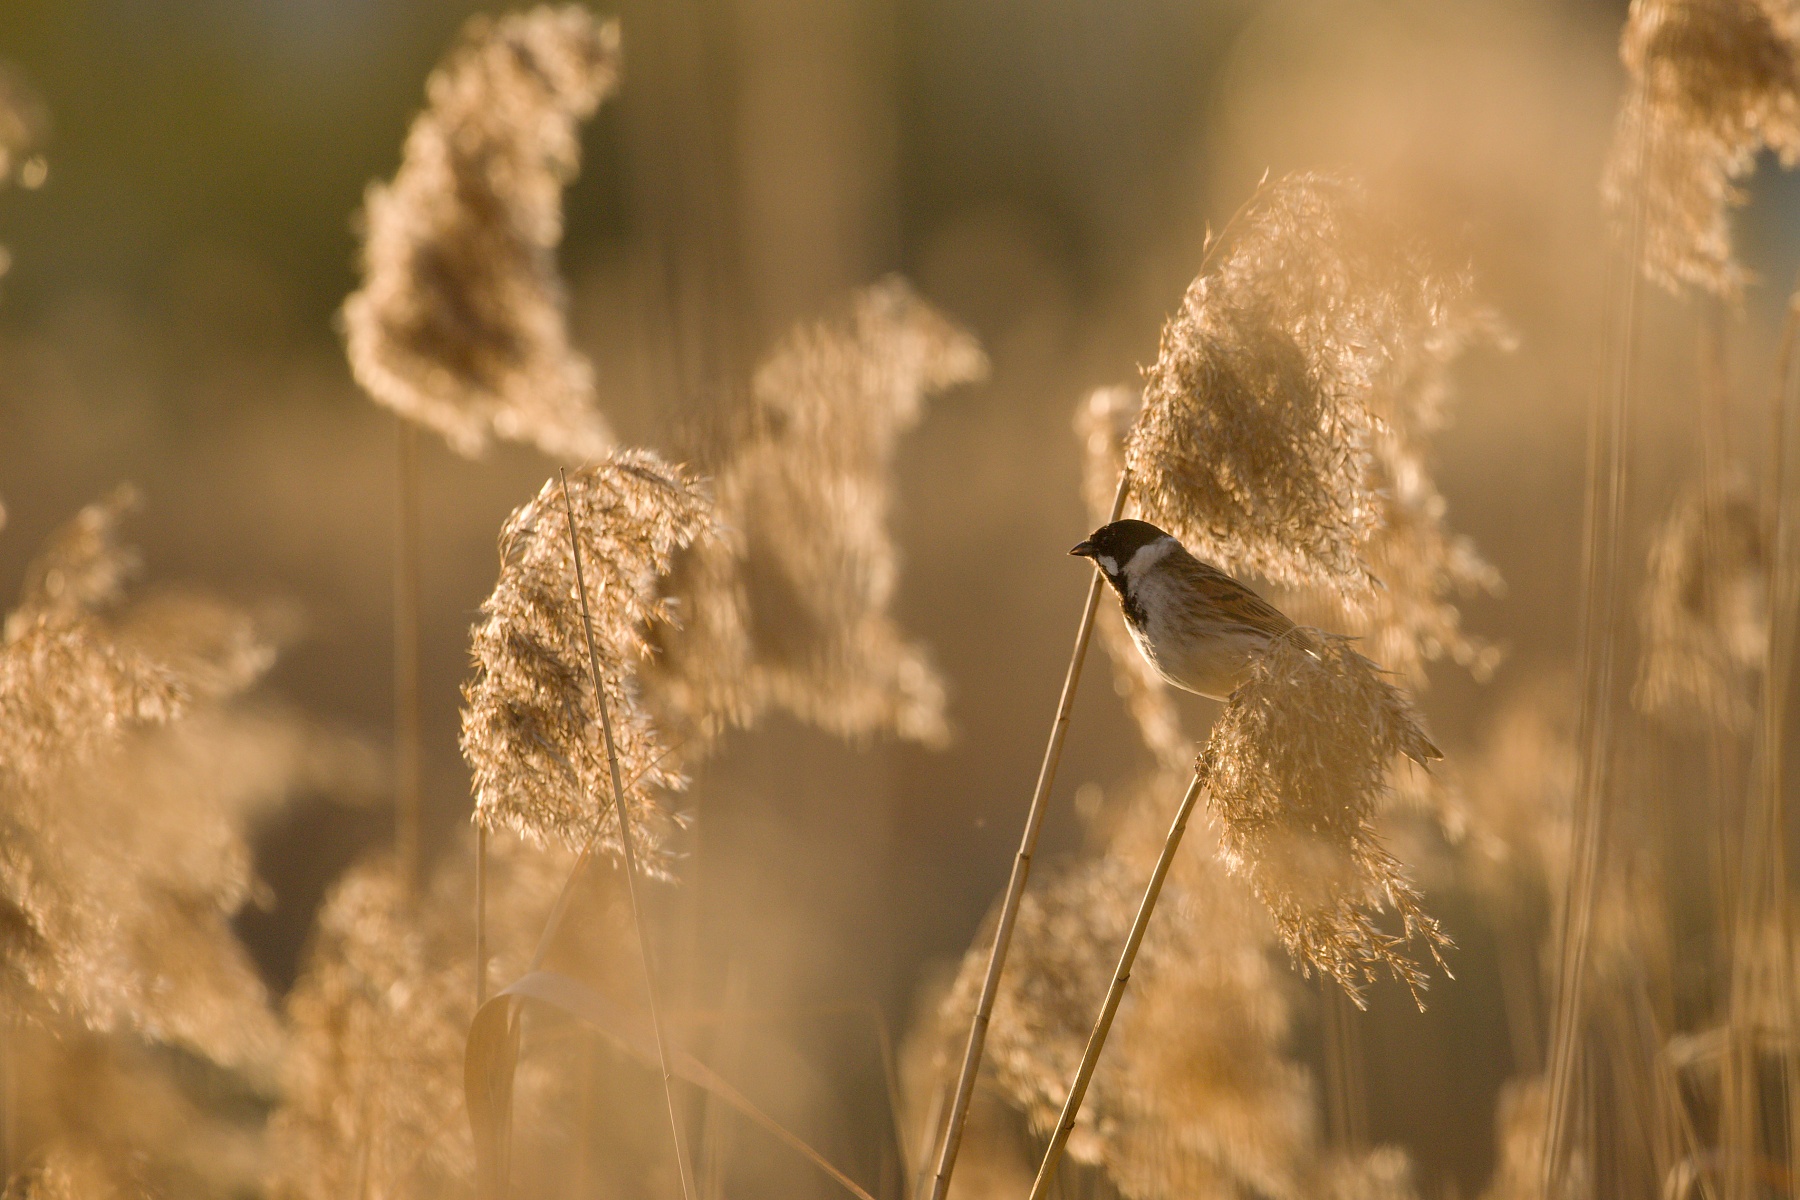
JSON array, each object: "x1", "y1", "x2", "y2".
[{"x1": 1069, "y1": 540, "x2": 1097, "y2": 558}]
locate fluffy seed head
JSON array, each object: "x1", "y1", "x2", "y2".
[
  {"x1": 1603, "y1": 0, "x2": 1800, "y2": 297},
  {"x1": 647, "y1": 277, "x2": 986, "y2": 749},
  {"x1": 1200, "y1": 630, "x2": 1450, "y2": 1005},
  {"x1": 461, "y1": 451, "x2": 714, "y2": 871},
  {"x1": 1126, "y1": 174, "x2": 1475, "y2": 597},
  {"x1": 343, "y1": 5, "x2": 620, "y2": 458},
  {"x1": 1634, "y1": 475, "x2": 1767, "y2": 730}
]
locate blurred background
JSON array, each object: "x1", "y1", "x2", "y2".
[{"x1": 3, "y1": 0, "x2": 1795, "y2": 1192}]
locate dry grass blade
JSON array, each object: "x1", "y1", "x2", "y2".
[
  {"x1": 648, "y1": 277, "x2": 986, "y2": 751},
  {"x1": 1201, "y1": 630, "x2": 1450, "y2": 1007},
  {"x1": 1603, "y1": 0, "x2": 1800, "y2": 298},
  {"x1": 343, "y1": 5, "x2": 620, "y2": 459},
  {"x1": 461, "y1": 451, "x2": 715, "y2": 874}
]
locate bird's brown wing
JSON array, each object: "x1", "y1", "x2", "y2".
[{"x1": 1175, "y1": 555, "x2": 1296, "y2": 638}]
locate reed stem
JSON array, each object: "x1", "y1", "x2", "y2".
[
  {"x1": 394, "y1": 418, "x2": 423, "y2": 897},
  {"x1": 1027, "y1": 771, "x2": 1205, "y2": 1200},
  {"x1": 560, "y1": 469, "x2": 697, "y2": 1200},
  {"x1": 926, "y1": 471, "x2": 1130, "y2": 1200}
]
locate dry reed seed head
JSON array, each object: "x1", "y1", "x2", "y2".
[
  {"x1": 1126, "y1": 173, "x2": 1479, "y2": 597},
  {"x1": 0, "y1": 495, "x2": 322, "y2": 1068},
  {"x1": 1316, "y1": 1148, "x2": 1422, "y2": 1200},
  {"x1": 646, "y1": 277, "x2": 986, "y2": 749},
  {"x1": 462, "y1": 451, "x2": 714, "y2": 869},
  {"x1": 270, "y1": 833, "x2": 626, "y2": 1200},
  {"x1": 1200, "y1": 630, "x2": 1450, "y2": 1006},
  {"x1": 940, "y1": 772, "x2": 1312, "y2": 1200},
  {"x1": 1634, "y1": 475, "x2": 1767, "y2": 730},
  {"x1": 342, "y1": 5, "x2": 619, "y2": 459},
  {"x1": 1459, "y1": 676, "x2": 1580, "y2": 906},
  {"x1": 8, "y1": 484, "x2": 142, "y2": 631},
  {"x1": 1604, "y1": 0, "x2": 1800, "y2": 297}
]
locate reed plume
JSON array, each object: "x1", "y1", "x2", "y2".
[
  {"x1": 461, "y1": 451, "x2": 714, "y2": 873},
  {"x1": 0, "y1": 488, "x2": 350, "y2": 1068},
  {"x1": 1603, "y1": 0, "x2": 1800, "y2": 297},
  {"x1": 1125, "y1": 174, "x2": 1480, "y2": 600},
  {"x1": 1316, "y1": 1148, "x2": 1421, "y2": 1200},
  {"x1": 648, "y1": 277, "x2": 986, "y2": 749},
  {"x1": 342, "y1": 5, "x2": 620, "y2": 459},
  {"x1": 270, "y1": 831, "x2": 630, "y2": 1200},
  {"x1": 932, "y1": 769, "x2": 1312, "y2": 1200},
  {"x1": 1200, "y1": 630, "x2": 1450, "y2": 1005},
  {"x1": 1634, "y1": 475, "x2": 1767, "y2": 730}
]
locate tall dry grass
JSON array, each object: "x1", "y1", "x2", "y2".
[{"x1": 11, "y1": 3, "x2": 1800, "y2": 1200}]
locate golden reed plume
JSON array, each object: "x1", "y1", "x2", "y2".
[
  {"x1": 648, "y1": 277, "x2": 987, "y2": 750},
  {"x1": 1634, "y1": 475, "x2": 1768, "y2": 730},
  {"x1": 342, "y1": 5, "x2": 620, "y2": 458},
  {"x1": 1201, "y1": 631, "x2": 1450, "y2": 1005},
  {"x1": 462, "y1": 451, "x2": 715, "y2": 873},
  {"x1": 1604, "y1": 0, "x2": 1800, "y2": 297}
]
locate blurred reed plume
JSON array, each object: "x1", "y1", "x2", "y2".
[
  {"x1": 1634, "y1": 474, "x2": 1768, "y2": 730},
  {"x1": 1317, "y1": 1147, "x2": 1421, "y2": 1200},
  {"x1": 1603, "y1": 0, "x2": 1800, "y2": 297},
  {"x1": 648, "y1": 277, "x2": 987, "y2": 750},
  {"x1": 1200, "y1": 631, "x2": 1449, "y2": 1005},
  {"x1": 270, "y1": 831, "x2": 630, "y2": 1200},
  {"x1": 1124, "y1": 174, "x2": 1486, "y2": 610},
  {"x1": 927, "y1": 770, "x2": 1313, "y2": 1200},
  {"x1": 461, "y1": 451, "x2": 714, "y2": 872},
  {"x1": 2, "y1": 487, "x2": 310, "y2": 1063},
  {"x1": 342, "y1": 5, "x2": 620, "y2": 459},
  {"x1": 0, "y1": 489, "x2": 379, "y2": 1200}
]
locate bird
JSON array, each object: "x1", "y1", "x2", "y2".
[{"x1": 1070, "y1": 518, "x2": 1441, "y2": 762}]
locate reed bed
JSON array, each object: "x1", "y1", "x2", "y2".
[{"x1": 6, "y1": 3, "x2": 1800, "y2": 1199}]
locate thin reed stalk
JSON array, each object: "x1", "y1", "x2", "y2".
[
  {"x1": 395, "y1": 418, "x2": 422, "y2": 896},
  {"x1": 1322, "y1": 983, "x2": 1368, "y2": 1150},
  {"x1": 559, "y1": 470, "x2": 696, "y2": 1200},
  {"x1": 476, "y1": 825, "x2": 489, "y2": 1007},
  {"x1": 1541, "y1": 60, "x2": 1650, "y2": 1191},
  {"x1": 1025, "y1": 772, "x2": 1205, "y2": 1200},
  {"x1": 925, "y1": 471, "x2": 1129, "y2": 1200}
]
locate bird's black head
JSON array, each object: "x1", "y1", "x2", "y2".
[{"x1": 1070, "y1": 519, "x2": 1173, "y2": 582}]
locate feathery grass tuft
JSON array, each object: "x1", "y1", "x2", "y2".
[
  {"x1": 343, "y1": 5, "x2": 620, "y2": 458},
  {"x1": 1200, "y1": 631, "x2": 1450, "y2": 1006},
  {"x1": 649, "y1": 277, "x2": 986, "y2": 749},
  {"x1": 461, "y1": 452, "x2": 714, "y2": 873},
  {"x1": 1634, "y1": 475, "x2": 1767, "y2": 729},
  {"x1": 1603, "y1": 0, "x2": 1800, "y2": 297},
  {"x1": 1126, "y1": 174, "x2": 1477, "y2": 598}
]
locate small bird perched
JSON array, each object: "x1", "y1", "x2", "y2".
[{"x1": 1071, "y1": 518, "x2": 1440, "y2": 762}]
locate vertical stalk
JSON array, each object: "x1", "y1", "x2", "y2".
[
  {"x1": 560, "y1": 470, "x2": 696, "y2": 1200},
  {"x1": 927, "y1": 472, "x2": 1130, "y2": 1200},
  {"x1": 476, "y1": 824, "x2": 490, "y2": 1007},
  {"x1": 1027, "y1": 772, "x2": 1205, "y2": 1200},
  {"x1": 395, "y1": 418, "x2": 423, "y2": 897},
  {"x1": 1542, "y1": 64, "x2": 1647, "y2": 1190}
]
